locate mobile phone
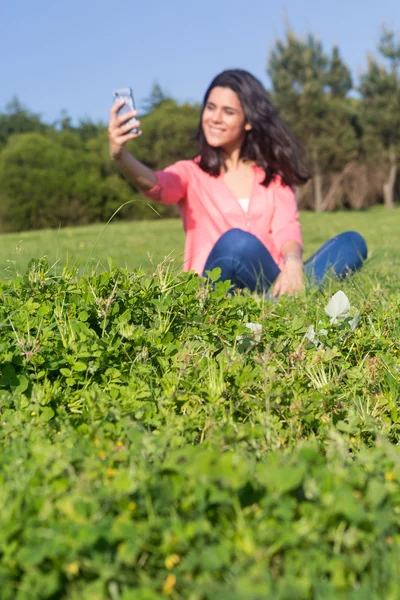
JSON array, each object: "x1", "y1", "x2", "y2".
[{"x1": 112, "y1": 87, "x2": 139, "y2": 134}]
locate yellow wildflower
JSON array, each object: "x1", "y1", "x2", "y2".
[
  {"x1": 165, "y1": 554, "x2": 180, "y2": 570},
  {"x1": 163, "y1": 574, "x2": 176, "y2": 595},
  {"x1": 66, "y1": 562, "x2": 79, "y2": 575}
]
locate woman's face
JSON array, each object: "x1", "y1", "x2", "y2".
[{"x1": 201, "y1": 86, "x2": 251, "y2": 151}]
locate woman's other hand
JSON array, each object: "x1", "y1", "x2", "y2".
[
  {"x1": 108, "y1": 100, "x2": 141, "y2": 160},
  {"x1": 271, "y1": 257, "x2": 304, "y2": 297}
]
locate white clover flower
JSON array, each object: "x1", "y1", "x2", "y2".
[
  {"x1": 349, "y1": 313, "x2": 360, "y2": 331},
  {"x1": 304, "y1": 325, "x2": 317, "y2": 346},
  {"x1": 236, "y1": 322, "x2": 263, "y2": 344},
  {"x1": 244, "y1": 322, "x2": 263, "y2": 342},
  {"x1": 325, "y1": 291, "x2": 351, "y2": 324}
]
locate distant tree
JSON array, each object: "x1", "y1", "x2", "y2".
[
  {"x1": 359, "y1": 28, "x2": 400, "y2": 209},
  {"x1": 54, "y1": 109, "x2": 74, "y2": 131},
  {"x1": 326, "y1": 45, "x2": 353, "y2": 97},
  {"x1": 0, "y1": 131, "x2": 139, "y2": 232},
  {"x1": 84, "y1": 132, "x2": 163, "y2": 221},
  {"x1": 141, "y1": 82, "x2": 170, "y2": 113},
  {"x1": 0, "y1": 132, "x2": 85, "y2": 230},
  {"x1": 0, "y1": 96, "x2": 47, "y2": 147},
  {"x1": 268, "y1": 30, "x2": 357, "y2": 210},
  {"x1": 75, "y1": 118, "x2": 105, "y2": 142},
  {"x1": 132, "y1": 98, "x2": 200, "y2": 169}
]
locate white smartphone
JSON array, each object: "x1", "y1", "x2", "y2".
[{"x1": 112, "y1": 87, "x2": 139, "y2": 134}]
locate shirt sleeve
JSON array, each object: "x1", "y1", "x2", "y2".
[
  {"x1": 141, "y1": 160, "x2": 190, "y2": 204},
  {"x1": 270, "y1": 182, "x2": 303, "y2": 252}
]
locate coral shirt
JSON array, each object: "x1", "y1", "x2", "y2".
[{"x1": 143, "y1": 159, "x2": 302, "y2": 275}]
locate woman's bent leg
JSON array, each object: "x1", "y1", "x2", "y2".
[
  {"x1": 203, "y1": 229, "x2": 280, "y2": 292},
  {"x1": 304, "y1": 231, "x2": 368, "y2": 285}
]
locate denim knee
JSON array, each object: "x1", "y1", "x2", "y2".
[
  {"x1": 339, "y1": 231, "x2": 368, "y2": 261},
  {"x1": 215, "y1": 229, "x2": 259, "y2": 256}
]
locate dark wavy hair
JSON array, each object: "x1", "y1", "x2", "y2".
[{"x1": 197, "y1": 69, "x2": 310, "y2": 187}]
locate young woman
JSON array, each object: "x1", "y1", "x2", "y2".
[{"x1": 108, "y1": 69, "x2": 367, "y2": 296}]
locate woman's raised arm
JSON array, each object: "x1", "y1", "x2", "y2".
[{"x1": 108, "y1": 101, "x2": 157, "y2": 191}]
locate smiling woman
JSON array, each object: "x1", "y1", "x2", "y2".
[{"x1": 108, "y1": 69, "x2": 367, "y2": 296}]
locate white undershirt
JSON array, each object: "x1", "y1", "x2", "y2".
[{"x1": 238, "y1": 198, "x2": 250, "y2": 213}]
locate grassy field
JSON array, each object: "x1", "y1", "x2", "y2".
[
  {"x1": 1, "y1": 206, "x2": 400, "y2": 597},
  {"x1": 0, "y1": 205, "x2": 399, "y2": 281}
]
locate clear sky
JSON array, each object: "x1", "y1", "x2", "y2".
[{"x1": 1, "y1": 0, "x2": 398, "y2": 125}]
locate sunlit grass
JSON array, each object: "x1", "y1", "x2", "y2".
[{"x1": 0, "y1": 205, "x2": 398, "y2": 282}]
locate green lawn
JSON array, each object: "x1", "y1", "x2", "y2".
[{"x1": 0, "y1": 205, "x2": 399, "y2": 280}]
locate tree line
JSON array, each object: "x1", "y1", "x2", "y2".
[{"x1": 0, "y1": 27, "x2": 399, "y2": 233}]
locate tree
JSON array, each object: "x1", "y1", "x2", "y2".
[
  {"x1": 268, "y1": 30, "x2": 357, "y2": 210},
  {"x1": 132, "y1": 98, "x2": 200, "y2": 169},
  {"x1": 326, "y1": 45, "x2": 353, "y2": 98},
  {"x1": 359, "y1": 29, "x2": 400, "y2": 209},
  {"x1": 75, "y1": 118, "x2": 105, "y2": 142},
  {"x1": 0, "y1": 96, "x2": 47, "y2": 147},
  {"x1": 141, "y1": 83, "x2": 170, "y2": 113},
  {"x1": 57, "y1": 109, "x2": 74, "y2": 131},
  {"x1": 0, "y1": 131, "x2": 139, "y2": 232}
]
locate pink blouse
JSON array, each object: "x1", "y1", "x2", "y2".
[{"x1": 143, "y1": 159, "x2": 302, "y2": 275}]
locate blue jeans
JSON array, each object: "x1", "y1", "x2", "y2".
[{"x1": 202, "y1": 229, "x2": 368, "y2": 292}]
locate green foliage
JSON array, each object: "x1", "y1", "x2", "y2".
[
  {"x1": 0, "y1": 97, "x2": 48, "y2": 148},
  {"x1": 359, "y1": 31, "x2": 400, "y2": 152},
  {"x1": 325, "y1": 45, "x2": 353, "y2": 98},
  {"x1": 359, "y1": 29, "x2": 400, "y2": 158},
  {"x1": 132, "y1": 99, "x2": 199, "y2": 169},
  {"x1": 0, "y1": 255, "x2": 399, "y2": 598},
  {"x1": 141, "y1": 82, "x2": 170, "y2": 113},
  {"x1": 0, "y1": 131, "x2": 130, "y2": 231},
  {"x1": 358, "y1": 28, "x2": 400, "y2": 209},
  {"x1": 268, "y1": 28, "x2": 358, "y2": 210},
  {"x1": 0, "y1": 96, "x2": 199, "y2": 232}
]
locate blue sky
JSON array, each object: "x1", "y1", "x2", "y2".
[{"x1": 1, "y1": 0, "x2": 398, "y2": 125}]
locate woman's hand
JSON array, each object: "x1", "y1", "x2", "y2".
[
  {"x1": 271, "y1": 257, "x2": 304, "y2": 297},
  {"x1": 108, "y1": 100, "x2": 141, "y2": 160}
]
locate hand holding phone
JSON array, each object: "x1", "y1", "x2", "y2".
[
  {"x1": 109, "y1": 87, "x2": 141, "y2": 160},
  {"x1": 112, "y1": 87, "x2": 140, "y2": 134}
]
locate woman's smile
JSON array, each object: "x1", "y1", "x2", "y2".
[
  {"x1": 208, "y1": 126, "x2": 225, "y2": 135},
  {"x1": 202, "y1": 86, "x2": 251, "y2": 149}
]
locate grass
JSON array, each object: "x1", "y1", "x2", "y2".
[
  {"x1": 0, "y1": 205, "x2": 399, "y2": 281},
  {"x1": 1, "y1": 205, "x2": 400, "y2": 597}
]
